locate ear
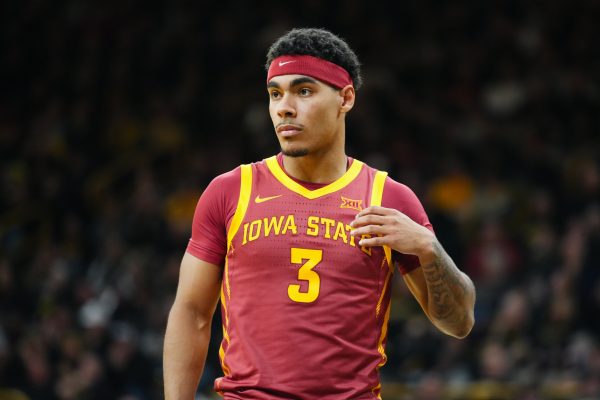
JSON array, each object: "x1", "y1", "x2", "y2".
[{"x1": 339, "y1": 85, "x2": 355, "y2": 113}]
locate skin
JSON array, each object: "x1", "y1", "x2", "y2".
[
  {"x1": 267, "y1": 74, "x2": 355, "y2": 183},
  {"x1": 164, "y1": 72, "x2": 475, "y2": 398},
  {"x1": 349, "y1": 206, "x2": 476, "y2": 338},
  {"x1": 268, "y1": 74, "x2": 475, "y2": 337},
  {"x1": 164, "y1": 253, "x2": 221, "y2": 399}
]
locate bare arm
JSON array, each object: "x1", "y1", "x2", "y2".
[
  {"x1": 402, "y1": 241, "x2": 475, "y2": 338},
  {"x1": 164, "y1": 252, "x2": 222, "y2": 399},
  {"x1": 350, "y1": 206, "x2": 475, "y2": 338}
]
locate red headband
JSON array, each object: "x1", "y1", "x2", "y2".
[{"x1": 267, "y1": 55, "x2": 353, "y2": 89}]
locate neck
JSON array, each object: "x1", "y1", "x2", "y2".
[{"x1": 282, "y1": 147, "x2": 348, "y2": 183}]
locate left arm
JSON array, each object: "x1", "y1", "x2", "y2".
[{"x1": 350, "y1": 206, "x2": 475, "y2": 338}]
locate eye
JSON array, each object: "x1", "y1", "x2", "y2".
[
  {"x1": 269, "y1": 91, "x2": 281, "y2": 99},
  {"x1": 299, "y1": 88, "x2": 312, "y2": 96}
]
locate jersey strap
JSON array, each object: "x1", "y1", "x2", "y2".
[
  {"x1": 219, "y1": 163, "x2": 253, "y2": 378},
  {"x1": 369, "y1": 170, "x2": 392, "y2": 267},
  {"x1": 370, "y1": 170, "x2": 393, "y2": 386},
  {"x1": 227, "y1": 164, "x2": 253, "y2": 249}
]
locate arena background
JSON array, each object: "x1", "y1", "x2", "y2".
[{"x1": 1, "y1": 1, "x2": 599, "y2": 399}]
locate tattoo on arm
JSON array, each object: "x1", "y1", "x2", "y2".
[{"x1": 420, "y1": 241, "x2": 474, "y2": 334}]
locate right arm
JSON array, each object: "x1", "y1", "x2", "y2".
[
  {"x1": 164, "y1": 252, "x2": 222, "y2": 399},
  {"x1": 164, "y1": 167, "x2": 240, "y2": 398}
]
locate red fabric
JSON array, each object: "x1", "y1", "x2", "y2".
[
  {"x1": 267, "y1": 55, "x2": 352, "y2": 89},
  {"x1": 186, "y1": 167, "x2": 241, "y2": 266},
  {"x1": 381, "y1": 177, "x2": 434, "y2": 274},
  {"x1": 186, "y1": 155, "x2": 435, "y2": 398},
  {"x1": 186, "y1": 156, "x2": 433, "y2": 275},
  {"x1": 216, "y1": 158, "x2": 389, "y2": 399}
]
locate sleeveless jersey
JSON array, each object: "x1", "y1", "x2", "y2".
[{"x1": 215, "y1": 156, "x2": 395, "y2": 399}]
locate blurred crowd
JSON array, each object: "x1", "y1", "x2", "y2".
[{"x1": 1, "y1": 1, "x2": 599, "y2": 399}]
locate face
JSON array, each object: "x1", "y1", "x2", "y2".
[{"x1": 267, "y1": 74, "x2": 354, "y2": 158}]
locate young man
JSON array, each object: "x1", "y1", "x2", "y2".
[{"x1": 164, "y1": 28, "x2": 475, "y2": 399}]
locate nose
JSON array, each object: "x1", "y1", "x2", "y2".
[{"x1": 276, "y1": 93, "x2": 296, "y2": 119}]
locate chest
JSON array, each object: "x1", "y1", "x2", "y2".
[{"x1": 227, "y1": 173, "x2": 387, "y2": 303}]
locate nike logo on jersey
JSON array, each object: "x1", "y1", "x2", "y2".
[
  {"x1": 255, "y1": 194, "x2": 283, "y2": 203},
  {"x1": 278, "y1": 60, "x2": 296, "y2": 67}
]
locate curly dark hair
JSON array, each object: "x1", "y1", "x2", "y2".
[{"x1": 265, "y1": 28, "x2": 363, "y2": 90}]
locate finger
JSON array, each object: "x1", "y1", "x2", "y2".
[
  {"x1": 350, "y1": 224, "x2": 389, "y2": 237},
  {"x1": 355, "y1": 206, "x2": 395, "y2": 219},
  {"x1": 350, "y1": 214, "x2": 389, "y2": 228},
  {"x1": 358, "y1": 235, "x2": 387, "y2": 247}
]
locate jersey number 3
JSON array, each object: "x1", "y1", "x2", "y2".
[{"x1": 288, "y1": 248, "x2": 323, "y2": 303}]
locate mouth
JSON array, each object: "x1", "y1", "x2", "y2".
[{"x1": 276, "y1": 124, "x2": 303, "y2": 138}]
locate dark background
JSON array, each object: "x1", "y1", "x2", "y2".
[{"x1": 1, "y1": 1, "x2": 599, "y2": 399}]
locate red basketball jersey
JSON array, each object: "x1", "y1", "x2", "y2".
[{"x1": 215, "y1": 156, "x2": 395, "y2": 399}]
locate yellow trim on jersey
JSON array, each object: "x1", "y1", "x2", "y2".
[
  {"x1": 371, "y1": 170, "x2": 393, "y2": 377},
  {"x1": 375, "y1": 261, "x2": 393, "y2": 318},
  {"x1": 371, "y1": 383, "x2": 382, "y2": 400},
  {"x1": 227, "y1": 164, "x2": 253, "y2": 249},
  {"x1": 377, "y1": 298, "x2": 392, "y2": 368},
  {"x1": 223, "y1": 165, "x2": 252, "y2": 300},
  {"x1": 370, "y1": 170, "x2": 393, "y2": 268},
  {"x1": 265, "y1": 155, "x2": 364, "y2": 199},
  {"x1": 218, "y1": 265, "x2": 231, "y2": 376},
  {"x1": 219, "y1": 164, "x2": 253, "y2": 377},
  {"x1": 219, "y1": 344, "x2": 231, "y2": 375}
]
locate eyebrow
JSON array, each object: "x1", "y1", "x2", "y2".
[
  {"x1": 290, "y1": 77, "x2": 318, "y2": 86},
  {"x1": 267, "y1": 76, "x2": 319, "y2": 89}
]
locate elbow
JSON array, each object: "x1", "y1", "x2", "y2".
[
  {"x1": 432, "y1": 307, "x2": 475, "y2": 339},
  {"x1": 449, "y1": 312, "x2": 475, "y2": 339},
  {"x1": 451, "y1": 287, "x2": 476, "y2": 339},
  {"x1": 431, "y1": 314, "x2": 475, "y2": 339},
  {"x1": 168, "y1": 301, "x2": 213, "y2": 332},
  {"x1": 454, "y1": 321, "x2": 474, "y2": 339}
]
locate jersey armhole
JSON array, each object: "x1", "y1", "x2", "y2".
[
  {"x1": 226, "y1": 164, "x2": 253, "y2": 251},
  {"x1": 370, "y1": 170, "x2": 393, "y2": 268}
]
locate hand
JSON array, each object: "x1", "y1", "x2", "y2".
[{"x1": 349, "y1": 206, "x2": 435, "y2": 262}]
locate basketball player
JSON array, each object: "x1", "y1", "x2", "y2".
[{"x1": 164, "y1": 28, "x2": 475, "y2": 399}]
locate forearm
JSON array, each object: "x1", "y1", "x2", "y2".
[
  {"x1": 164, "y1": 302, "x2": 212, "y2": 399},
  {"x1": 419, "y1": 240, "x2": 476, "y2": 338},
  {"x1": 349, "y1": 205, "x2": 476, "y2": 337}
]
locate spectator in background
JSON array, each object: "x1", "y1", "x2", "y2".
[{"x1": 0, "y1": 1, "x2": 598, "y2": 398}]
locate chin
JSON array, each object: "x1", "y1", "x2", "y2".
[{"x1": 281, "y1": 147, "x2": 309, "y2": 158}]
